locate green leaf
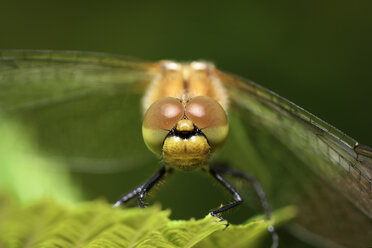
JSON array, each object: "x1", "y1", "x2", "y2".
[{"x1": 0, "y1": 195, "x2": 296, "y2": 248}]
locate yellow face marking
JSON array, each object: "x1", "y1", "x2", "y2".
[
  {"x1": 162, "y1": 135, "x2": 210, "y2": 167},
  {"x1": 176, "y1": 119, "x2": 194, "y2": 132}
]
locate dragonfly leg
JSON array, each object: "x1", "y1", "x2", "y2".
[
  {"x1": 113, "y1": 166, "x2": 167, "y2": 208},
  {"x1": 211, "y1": 166, "x2": 278, "y2": 248},
  {"x1": 137, "y1": 166, "x2": 166, "y2": 208},
  {"x1": 209, "y1": 167, "x2": 243, "y2": 230}
]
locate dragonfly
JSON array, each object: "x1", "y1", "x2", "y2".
[{"x1": 0, "y1": 50, "x2": 371, "y2": 248}]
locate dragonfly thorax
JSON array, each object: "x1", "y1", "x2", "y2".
[{"x1": 142, "y1": 61, "x2": 229, "y2": 113}]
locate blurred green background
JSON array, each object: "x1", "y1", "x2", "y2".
[
  {"x1": 0, "y1": 1, "x2": 371, "y2": 247},
  {"x1": 0, "y1": 0, "x2": 371, "y2": 144}
]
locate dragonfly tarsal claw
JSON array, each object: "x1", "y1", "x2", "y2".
[
  {"x1": 137, "y1": 192, "x2": 147, "y2": 208},
  {"x1": 210, "y1": 211, "x2": 230, "y2": 230}
]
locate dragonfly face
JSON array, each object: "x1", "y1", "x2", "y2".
[{"x1": 142, "y1": 62, "x2": 229, "y2": 168}]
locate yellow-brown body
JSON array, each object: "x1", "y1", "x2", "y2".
[{"x1": 142, "y1": 61, "x2": 229, "y2": 169}]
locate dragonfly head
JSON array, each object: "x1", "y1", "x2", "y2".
[{"x1": 142, "y1": 96, "x2": 229, "y2": 169}]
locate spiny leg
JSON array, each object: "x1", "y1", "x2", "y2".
[
  {"x1": 113, "y1": 182, "x2": 145, "y2": 207},
  {"x1": 113, "y1": 166, "x2": 167, "y2": 208},
  {"x1": 209, "y1": 167, "x2": 243, "y2": 230},
  {"x1": 212, "y1": 166, "x2": 278, "y2": 248},
  {"x1": 137, "y1": 166, "x2": 166, "y2": 207}
]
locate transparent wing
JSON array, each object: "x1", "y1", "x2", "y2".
[
  {"x1": 0, "y1": 50, "x2": 152, "y2": 111},
  {"x1": 217, "y1": 70, "x2": 372, "y2": 247},
  {"x1": 0, "y1": 50, "x2": 158, "y2": 173}
]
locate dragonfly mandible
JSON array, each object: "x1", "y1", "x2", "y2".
[{"x1": 0, "y1": 50, "x2": 371, "y2": 248}]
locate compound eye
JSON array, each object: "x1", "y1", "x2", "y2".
[
  {"x1": 185, "y1": 96, "x2": 228, "y2": 151},
  {"x1": 142, "y1": 97, "x2": 184, "y2": 155}
]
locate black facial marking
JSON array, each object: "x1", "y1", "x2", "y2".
[{"x1": 166, "y1": 125, "x2": 205, "y2": 139}]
